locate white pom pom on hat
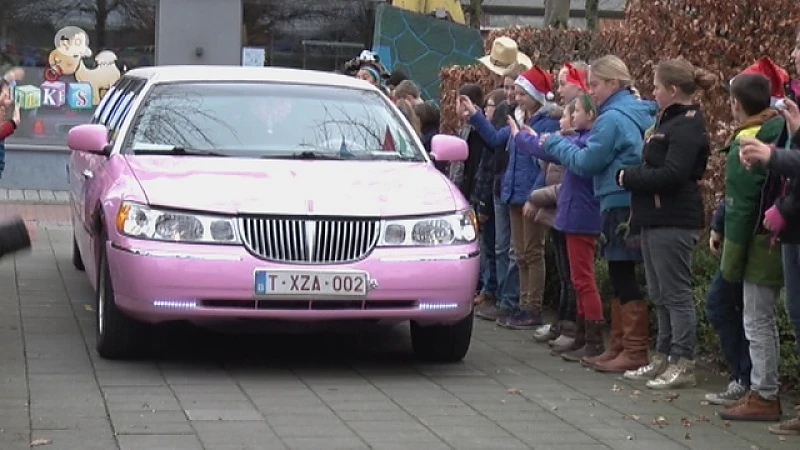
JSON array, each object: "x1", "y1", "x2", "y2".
[{"x1": 545, "y1": 91, "x2": 555, "y2": 102}]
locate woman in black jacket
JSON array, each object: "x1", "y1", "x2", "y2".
[{"x1": 616, "y1": 58, "x2": 717, "y2": 390}]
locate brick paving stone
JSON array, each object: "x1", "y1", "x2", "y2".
[{"x1": 0, "y1": 224, "x2": 795, "y2": 450}]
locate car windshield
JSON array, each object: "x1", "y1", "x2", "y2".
[{"x1": 124, "y1": 81, "x2": 426, "y2": 161}]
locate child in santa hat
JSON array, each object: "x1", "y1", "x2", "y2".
[
  {"x1": 515, "y1": 91, "x2": 604, "y2": 362},
  {"x1": 458, "y1": 65, "x2": 560, "y2": 328},
  {"x1": 532, "y1": 61, "x2": 590, "y2": 348}
]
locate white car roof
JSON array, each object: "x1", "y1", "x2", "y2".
[{"x1": 124, "y1": 65, "x2": 378, "y2": 91}]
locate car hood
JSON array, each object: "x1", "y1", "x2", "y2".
[{"x1": 124, "y1": 156, "x2": 459, "y2": 217}]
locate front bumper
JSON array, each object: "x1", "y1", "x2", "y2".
[{"x1": 106, "y1": 239, "x2": 479, "y2": 324}]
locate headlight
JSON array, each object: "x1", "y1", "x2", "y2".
[
  {"x1": 377, "y1": 210, "x2": 477, "y2": 246},
  {"x1": 116, "y1": 202, "x2": 240, "y2": 244}
]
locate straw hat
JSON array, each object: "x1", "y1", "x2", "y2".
[{"x1": 478, "y1": 37, "x2": 533, "y2": 76}]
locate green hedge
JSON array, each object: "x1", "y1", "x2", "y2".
[{"x1": 542, "y1": 233, "x2": 800, "y2": 388}]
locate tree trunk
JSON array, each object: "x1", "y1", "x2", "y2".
[
  {"x1": 468, "y1": 0, "x2": 483, "y2": 29},
  {"x1": 585, "y1": 0, "x2": 599, "y2": 31},
  {"x1": 95, "y1": 1, "x2": 109, "y2": 48},
  {"x1": 544, "y1": 0, "x2": 570, "y2": 29}
]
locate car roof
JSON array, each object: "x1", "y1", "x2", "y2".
[{"x1": 123, "y1": 65, "x2": 377, "y2": 91}]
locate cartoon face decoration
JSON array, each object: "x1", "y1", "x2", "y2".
[
  {"x1": 48, "y1": 49, "x2": 81, "y2": 76},
  {"x1": 54, "y1": 26, "x2": 92, "y2": 59}
]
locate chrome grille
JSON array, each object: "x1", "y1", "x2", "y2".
[{"x1": 240, "y1": 217, "x2": 380, "y2": 263}]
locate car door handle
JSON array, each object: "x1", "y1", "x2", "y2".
[{"x1": 82, "y1": 169, "x2": 94, "y2": 180}]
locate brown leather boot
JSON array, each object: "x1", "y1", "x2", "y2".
[
  {"x1": 563, "y1": 319, "x2": 604, "y2": 362},
  {"x1": 719, "y1": 391, "x2": 782, "y2": 422},
  {"x1": 582, "y1": 299, "x2": 622, "y2": 368},
  {"x1": 552, "y1": 316, "x2": 583, "y2": 355},
  {"x1": 592, "y1": 300, "x2": 649, "y2": 373}
]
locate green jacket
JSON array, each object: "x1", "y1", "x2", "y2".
[{"x1": 720, "y1": 111, "x2": 784, "y2": 286}]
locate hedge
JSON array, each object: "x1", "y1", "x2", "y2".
[
  {"x1": 440, "y1": 0, "x2": 800, "y2": 223},
  {"x1": 443, "y1": 0, "x2": 800, "y2": 387}
]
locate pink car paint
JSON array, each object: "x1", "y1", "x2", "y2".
[
  {"x1": 68, "y1": 123, "x2": 478, "y2": 326},
  {"x1": 430, "y1": 134, "x2": 469, "y2": 162},
  {"x1": 67, "y1": 124, "x2": 110, "y2": 154}
]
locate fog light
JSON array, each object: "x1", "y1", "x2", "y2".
[
  {"x1": 384, "y1": 224, "x2": 406, "y2": 244},
  {"x1": 153, "y1": 299, "x2": 197, "y2": 309},
  {"x1": 419, "y1": 302, "x2": 459, "y2": 311}
]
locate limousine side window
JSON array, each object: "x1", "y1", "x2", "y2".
[{"x1": 104, "y1": 79, "x2": 146, "y2": 146}]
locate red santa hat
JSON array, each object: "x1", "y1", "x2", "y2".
[
  {"x1": 731, "y1": 56, "x2": 789, "y2": 98},
  {"x1": 563, "y1": 62, "x2": 588, "y2": 92},
  {"x1": 515, "y1": 65, "x2": 555, "y2": 104}
]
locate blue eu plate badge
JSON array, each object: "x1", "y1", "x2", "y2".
[{"x1": 254, "y1": 271, "x2": 268, "y2": 295}]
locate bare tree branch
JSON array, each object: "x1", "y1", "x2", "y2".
[{"x1": 19, "y1": 0, "x2": 156, "y2": 47}]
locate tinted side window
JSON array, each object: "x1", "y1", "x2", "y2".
[
  {"x1": 107, "y1": 79, "x2": 146, "y2": 145},
  {"x1": 91, "y1": 84, "x2": 119, "y2": 124},
  {"x1": 99, "y1": 78, "x2": 130, "y2": 126}
]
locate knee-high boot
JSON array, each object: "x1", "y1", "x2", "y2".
[
  {"x1": 583, "y1": 298, "x2": 623, "y2": 368},
  {"x1": 591, "y1": 300, "x2": 649, "y2": 372}
]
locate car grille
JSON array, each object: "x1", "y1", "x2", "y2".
[{"x1": 239, "y1": 216, "x2": 380, "y2": 264}]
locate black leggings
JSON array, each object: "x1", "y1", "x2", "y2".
[
  {"x1": 607, "y1": 260, "x2": 642, "y2": 303},
  {"x1": 551, "y1": 230, "x2": 577, "y2": 321}
]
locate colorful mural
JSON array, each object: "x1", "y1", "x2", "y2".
[
  {"x1": 371, "y1": 4, "x2": 484, "y2": 102},
  {"x1": 14, "y1": 26, "x2": 126, "y2": 112}
]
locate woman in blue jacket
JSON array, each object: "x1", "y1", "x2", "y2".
[
  {"x1": 458, "y1": 65, "x2": 560, "y2": 328},
  {"x1": 542, "y1": 55, "x2": 657, "y2": 372}
]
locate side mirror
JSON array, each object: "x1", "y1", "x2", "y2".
[
  {"x1": 430, "y1": 134, "x2": 468, "y2": 162},
  {"x1": 68, "y1": 124, "x2": 110, "y2": 155}
]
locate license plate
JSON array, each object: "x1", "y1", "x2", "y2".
[{"x1": 254, "y1": 270, "x2": 369, "y2": 297}]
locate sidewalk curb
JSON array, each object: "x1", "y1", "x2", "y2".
[
  {"x1": 0, "y1": 189, "x2": 70, "y2": 205},
  {"x1": 0, "y1": 199, "x2": 69, "y2": 205}
]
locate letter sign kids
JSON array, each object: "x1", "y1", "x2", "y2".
[
  {"x1": 41, "y1": 81, "x2": 66, "y2": 108},
  {"x1": 67, "y1": 82, "x2": 93, "y2": 110}
]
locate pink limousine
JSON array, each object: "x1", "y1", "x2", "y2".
[{"x1": 67, "y1": 66, "x2": 479, "y2": 362}]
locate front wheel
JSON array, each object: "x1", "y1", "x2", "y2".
[
  {"x1": 410, "y1": 311, "x2": 474, "y2": 363},
  {"x1": 95, "y1": 239, "x2": 145, "y2": 359}
]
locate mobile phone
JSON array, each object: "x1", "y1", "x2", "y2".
[{"x1": 784, "y1": 81, "x2": 796, "y2": 104}]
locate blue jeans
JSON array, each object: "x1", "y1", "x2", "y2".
[
  {"x1": 478, "y1": 205, "x2": 498, "y2": 296},
  {"x1": 704, "y1": 269, "x2": 751, "y2": 386},
  {"x1": 783, "y1": 244, "x2": 800, "y2": 356},
  {"x1": 493, "y1": 195, "x2": 519, "y2": 312}
]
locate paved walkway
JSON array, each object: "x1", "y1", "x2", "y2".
[{"x1": 0, "y1": 207, "x2": 796, "y2": 450}]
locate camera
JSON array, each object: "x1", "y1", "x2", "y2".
[{"x1": 775, "y1": 98, "x2": 788, "y2": 110}]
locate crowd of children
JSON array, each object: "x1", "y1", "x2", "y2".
[{"x1": 342, "y1": 38, "x2": 800, "y2": 435}]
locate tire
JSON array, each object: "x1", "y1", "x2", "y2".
[
  {"x1": 72, "y1": 236, "x2": 85, "y2": 271},
  {"x1": 95, "y1": 237, "x2": 145, "y2": 359},
  {"x1": 410, "y1": 311, "x2": 474, "y2": 363}
]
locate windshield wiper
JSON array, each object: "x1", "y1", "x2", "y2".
[
  {"x1": 263, "y1": 151, "x2": 346, "y2": 160},
  {"x1": 132, "y1": 144, "x2": 227, "y2": 157},
  {"x1": 359, "y1": 152, "x2": 423, "y2": 161}
]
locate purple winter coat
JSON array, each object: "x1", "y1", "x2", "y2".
[{"x1": 515, "y1": 129, "x2": 602, "y2": 235}]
